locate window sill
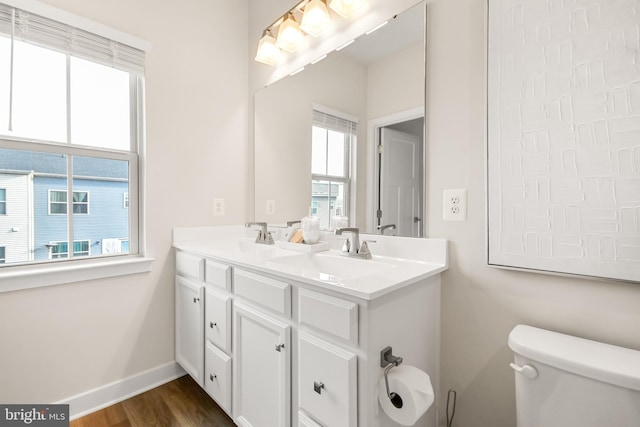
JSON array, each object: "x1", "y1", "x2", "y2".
[{"x1": 0, "y1": 256, "x2": 154, "y2": 293}]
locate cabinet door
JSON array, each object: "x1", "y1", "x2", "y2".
[
  {"x1": 175, "y1": 275, "x2": 204, "y2": 386},
  {"x1": 234, "y1": 302, "x2": 290, "y2": 427}
]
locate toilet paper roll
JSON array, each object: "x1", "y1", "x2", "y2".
[{"x1": 378, "y1": 365, "x2": 435, "y2": 426}]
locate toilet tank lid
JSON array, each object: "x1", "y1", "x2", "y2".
[{"x1": 509, "y1": 325, "x2": 640, "y2": 392}]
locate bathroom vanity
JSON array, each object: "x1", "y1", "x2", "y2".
[{"x1": 172, "y1": 226, "x2": 447, "y2": 427}]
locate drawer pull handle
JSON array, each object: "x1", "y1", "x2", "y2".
[
  {"x1": 210, "y1": 374, "x2": 217, "y2": 381},
  {"x1": 275, "y1": 343, "x2": 285, "y2": 352},
  {"x1": 314, "y1": 381, "x2": 325, "y2": 394},
  {"x1": 210, "y1": 322, "x2": 217, "y2": 328},
  {"x1": 193, "y1": 297, "x2": 200, "y2": 303}
]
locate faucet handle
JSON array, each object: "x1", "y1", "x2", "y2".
[
  {"x1": 340, "y1": 237, "x2": 351, "y2": 253},
  {"x1": 359, "y1": 240, "x2": 376, "y2": 259}
]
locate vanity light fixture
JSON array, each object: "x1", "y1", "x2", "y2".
[
  {"x1": 255, "y1": 30, "x2": 281, "y2": 65},
  {"x1": 329, "y1": 0, "x2": 367, "y2": 18},
  {"x1": 255, "y1": 0, "x2": 367, "y2": 66},
  {"x1": 300, "y1": 0, "x2": 332, "y2": 37},
  {"x1": 277, "y1": 13, "x2": 304, "y2": 52}
]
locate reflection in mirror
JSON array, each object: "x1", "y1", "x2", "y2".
[{"x1": 254, "y1": 1, "x2": 425, "y2": 237}]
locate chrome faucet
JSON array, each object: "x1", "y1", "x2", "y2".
[
  {"x1": 335, "y1": 227, "x2": 375, "y2": 259},
  {"x1": 245, "y1": 222, "x2": 274, "y2": 245},
  {"x1": 378, "y1": 224, "x2": 396, "y2": 235}
]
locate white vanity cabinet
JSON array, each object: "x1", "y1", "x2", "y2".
[{"x1": 174, "y1": 243, "x2": 443, "y2": 427}]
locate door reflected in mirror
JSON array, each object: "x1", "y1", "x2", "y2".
[{"x1": 254, "y1": 1, "x2": 425, "y2": 237}]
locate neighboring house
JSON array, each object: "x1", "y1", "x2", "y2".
[
  {"x1": 0, "y1": 151, "x2": 129, "y2": 263},
  {"x1": 0, "y1": 172, "x2": 33, "y2": 264},
  {"x1": 311, "y1": 181, "x2": 341, "y2": 229}
]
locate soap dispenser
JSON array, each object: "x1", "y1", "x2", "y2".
[
  {"x1": 330, "y1": 207, "x2": 348, "y2": 231},
  {"x1": 301, "y1": 206, "x2": 320, "y2": 244}
]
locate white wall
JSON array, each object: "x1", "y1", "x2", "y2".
[
  {"x1": 427, "y1": 0, "x2": 640, "y2": 426},
  {"x1": 0, "y1": 0, "x2": 249, "y2": 404},
  {"x1": 367, "y1": 42, "x2": 424, "y2": 120}
]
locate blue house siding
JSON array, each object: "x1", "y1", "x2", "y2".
[
  {"x1": 1, "y1": 149, "x2": 130, "y2": 262},
  {"x1": 33, "y1": 177, "x2": 128, "y2": 260},
  {"x1": 33, "y1": 177, "x2": 67, "y2": 260}
]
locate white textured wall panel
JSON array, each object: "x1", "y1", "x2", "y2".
[{"x1": 488, "y1": 0, "x2": 640, "y2": 282}]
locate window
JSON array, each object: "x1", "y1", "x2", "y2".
[
  {"x1": 0, "y1": 188, "x2": 5, "y2": 215},
  {"x1": 49, "y1": 241, "x2": 90, "y2": 259},
  {"x1": 0, "y1": 2, "x2": 146, "y2": 269},
  {"x1": 0, "y1": 246, "x2": 5, "y2": 263},
  {"x1": 311, "y1": 109, "x2": 356, "y2": 229},
  {"x1": 48, "y1": 190, "x2": 89, "y2": 215}
]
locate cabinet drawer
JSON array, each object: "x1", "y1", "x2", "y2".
[
  {"x1": 234, "y1": 269, "x2": 291, "y2": 317},
  {"x1": 299, "y1": 289, "x2": 358, "y2": 345},
  {"x1": 205, "y1": 260, "x2": 231, "y2": 291},
  {"x1": 298, "y1": 331, "x2": 357, "y2": 427},
  {"x1": 176, "y1": 251, "x2": 204, "y2": 281},
  {"x1": 205, "y1": 286, "x2": 232, "y2": 353},
  {"x1": 298, "y1": 411, "x2": 322, "y2": 427},
  {"x1": 205, "y1": 341, "x2": 232, "y2": 415}
]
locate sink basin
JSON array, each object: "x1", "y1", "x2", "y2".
[
  {"x1": 202, "y1": 238, "x2": 281, "y2": 262},
  {"x1": 267, "y1": 252, "x2": 396, "y2": 281}
]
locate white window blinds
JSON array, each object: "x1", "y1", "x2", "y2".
[
  {"x1": 313, "y1": 110, "x2": 358, "y2": 134},
  {"x1": 0, "y1": 3, "x2": 145, "y2": 74}
]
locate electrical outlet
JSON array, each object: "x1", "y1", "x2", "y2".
[
  {"x1": 266, "y1": 199, "x2": 276, "y2": 216},
  {"x1": 213, "y1": 198, "x2": 225, "y2": 216},
  {"x1": 443, "y1": 189, "x2": 467, "y2": 221}
]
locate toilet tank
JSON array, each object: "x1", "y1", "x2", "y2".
[{"x1": 508, "y1": 325, "x2": 640, "y2": 427}]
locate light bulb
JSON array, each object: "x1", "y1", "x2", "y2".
[
  {"x1": 301, "y1": 0, "x2": 331, "y2": 37},
  {"x1": 255, "y1": 32, "x2": 281, "y2": 65},
  {"x1": 329, "y1": 0, "x2": 366, "y2": 18},
  {"x1": 277, "y1": 14, "x2": 304, "y2": 53}
]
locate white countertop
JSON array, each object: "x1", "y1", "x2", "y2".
[{"x1": 173, "y1": 226, "x2": 448, "y2": 300}]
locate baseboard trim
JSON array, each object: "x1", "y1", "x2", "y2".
[{"x1": 56, "y1": 361, "x2": 186, "y2": 420}]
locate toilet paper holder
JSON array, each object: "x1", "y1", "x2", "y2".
[{"x1": 381, "y1": 346, "x2": 404, "y2": 409}]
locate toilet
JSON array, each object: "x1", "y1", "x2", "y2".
[{"x1": 508, "y1": 324, "x2": 640, "y2": 427}]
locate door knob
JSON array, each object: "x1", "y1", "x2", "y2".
[
  {"x1": 275, "y1": 343, "x2": 285, "y2": 352},
  {"x1": 193, "y1": 297, "x2": 200, "y2": 303},
  {"x1": 210, "y1": 374, "x2": 217, "y2": 381},
  {"x1": 210, "y1": 322, "x2": 217, "y2": 328}
]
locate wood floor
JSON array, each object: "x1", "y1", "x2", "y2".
[{"x1": 70, "y1": 375, "x2": 235, "y2": 427}]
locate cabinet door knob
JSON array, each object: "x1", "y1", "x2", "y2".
[
  {"x1": 193, "y1": 297, "x2": 200, "y2": 303},
  {"x1": 275, "y1": 343, "x2": 285, "y2": 352},
  {"x1": 210, "y1": 374, "x2": 217, "y2": 381},
  {"x1": 210, "y1": 322, "x2": 217, "y2": 328},
  {"x1": 314, "y1": 381, "x2": 325, "y2": 394}
]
